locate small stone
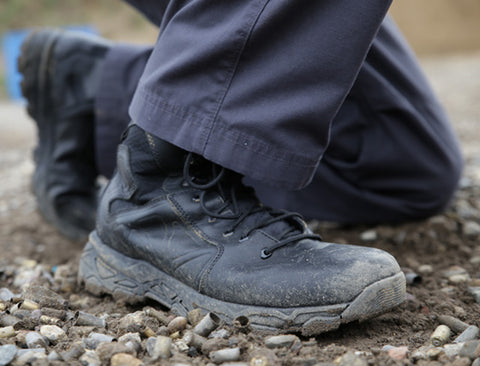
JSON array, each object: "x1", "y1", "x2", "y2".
[
  {"x1": 265, "y1": 335, "x2": 300, "y2": 349},
  {"x1": 187, "y1": 309, "x2": 204, "y2": 326},
  {"x1": 455, "y1": 326, "x2": 480, "y2": 343},
  {"x1": 0, "y1": 288, "x2": 14, "y2": 302},
  {"x1": 387, "y1": 346, "x2": 408, "y2": 360},
  {"x1": 40, "y1": 325, "x2": 66, "y2": 344},
  {"x1": 418, "y1": 264, "x2": 434, "y2": 274},
  {"x1": 450, "y1": 274, "x2": 472, "y2": 284},
  {"x1": 463, "y1": 221, "x2": 480, "y2": 237},
  {"x1": 453, "y1": 357, "x2": 474, "y2": 366},
  {"x1": 47, "y1": 351, "x2": 61, "y2": 361},
  {"x1": 25, "y1": 331, "x2": 48, "y2": 349},
  {"x1": 459, "y1": 340, "x2": 480, "y2": 359},
  {"x1": 174, "y1": 339, "x2": 190, "y2": 353},
  {"x1": 444, "y1": 343, "x2": 464, "y2": 357},
  {"x1": 13, "y1": 349, "x2": 47, "y2": 366},
  {"x1": 96, "y1": 342, "x2": 133, "y2": 365},
  {"x1": 426, "y1": 347, "x2": 444, "y2": 360},
  {"x1": 209, "y1": 329, "x2": 231, "y2": 339},
  {"x1": 411, "y1": 349, "x2": 427, "y2": 361},
  {"x1": 468, "y1": 287, "x2": 480, "y2": 303},
  {"x1": 0, "y1": 326, "x2": 15, "y2": 338},
  {"x1": 84, "y1": 332, "x2": 115, "y2": 349},
  {"x1": 470, "y1": 256, "x2": 480, "y2": 265},
  {"x1": 0, "y1": 344, "x2": 17, "y2": 366},
  {"x1": 443, "y1": 266, "x2": 469, "y2": 278},
  {"x1": 111, "y1": 353, "x2": 144, "y2": 366},
  {"x1": 146, "y1": 336, "x2": 172, "y2": 360},
  {"x1": 336, "y1": 351, "x2": 367, "y2": 366},
  {"x1": 457, "y1": 201, "x2": 478, "y2": 219},
  {"x1": 60, "y1": 342, "x2": 86, "y2": 361},
  {"x1": 201, "y1": 338, "x2": 230, "y2": 355},
  {"x1": 360, "y1": 230, "x2": 377, "y2": 242},
  {"x1": 119, "y1": 311, "x2": 156, "y2": 334},
  {"x1": 209, "y1": 347, "x2": 241, "y2": 363},
  {"x1": 168, "y1": 316, "x2": 187, "y2": 333},
  {"x1": 23, "y1": 285, "x2": 67, "y2": 310},
  {"x1": 79, "y1": 350, "x2": 101, "y2": 366},
  {"x1": 473, "y1": 358, "x2": 480, "y2": 366}
]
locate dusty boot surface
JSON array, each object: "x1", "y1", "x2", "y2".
[
  {"x1": 78, "y1": 125, "x2": 406, "y2": 335},
  {"x1": 18, "y1": 29, "x2": 110, "y2": 241}
]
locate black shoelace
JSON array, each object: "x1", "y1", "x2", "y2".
[{"x1": 183, "y1": 153, "x2": 321, "y2": 258}]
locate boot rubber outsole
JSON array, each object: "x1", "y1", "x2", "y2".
[
  {"x1": 78, "y1": 231, "x2": 406, "y2": 336},
  {"x1": 18, "y1": 29, "x2": 90, "y2": 242}
]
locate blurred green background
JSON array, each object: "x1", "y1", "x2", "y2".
[{"x1": 1, "y1": 0, "x2": 480, "y2": 99}]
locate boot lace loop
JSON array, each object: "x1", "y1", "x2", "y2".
[{"x1": 183, "y1": 153, "x2": 321, "y2": 258}]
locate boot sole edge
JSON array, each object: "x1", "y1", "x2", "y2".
[{"x1": 78, "y1": 231, "x2": 406, "y2": 335}]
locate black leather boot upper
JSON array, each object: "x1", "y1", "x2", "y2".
[
  {"x1": 19, "y1": 29, "x2": 111, "y2": 241},
  {"x1": 95, "y1": 125, "x2": 403, "y2": 308}
]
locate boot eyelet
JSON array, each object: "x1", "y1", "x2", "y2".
[
  {"x1": 192, "y1": 195, "x2": 200, "y2": 203},
  {"x1": 260, "y1": 249, "x2": 272, "y2": 259},
  {"x1": 239, "y1": 236, "x2": 249, "y2": 243},
  {"x1": 208, "y1": 217, "x2": 216, "y2": 223},
  {"x1": 223, "y1": 231, "x2": 233, "y2": 237},
  {"x1": 181, "y1": 181, "x2": 189, "y2": 188}
]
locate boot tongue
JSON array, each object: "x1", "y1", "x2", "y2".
[{"x1": 212, "y1": 173, "x2": 305, "y2": 240}]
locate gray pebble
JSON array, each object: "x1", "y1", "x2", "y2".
[
  {"x1": 168, "y1": 316, "x2": 188, "y2": 333},
  {"x1": 0, "y1": 314, "x2": 20, "y2": 327},
  {"x1": 0, "y1": 288, "x2": 14, "y2": 302},
  {"x1": 13, "y1": 350, "x2": 47, "y2": 366},
  {"x1": 0, "y1": 344, "x2": 17, "y2": 366},
  {"x1": 46, "y1": 351, "x2": 61, "y2": 361},
  {"x1": 95, "y1": 342, "x2": 133, "y2": 365},
  {"x1": 468, "y1": 287, "x2": 480, "y2": 303},
  {"x1": 0, "y1": 326, "x2": 15, "y2": 338},
  {"x1": 455, "y1": 326, "x2": 480, "y2": 343},
  {"x1": 79, "y1": 349, "x2": 101, "y2": 366},
  {"x1": 209, "y1": 347, "x2": 240, "y2": 363},
  {"x1": 39, "y1": 324, "x2": 66, "y2": 344},
  {"x1": 265, "y1": 334, "x2": 300, "y2": 349},
  {"x1": 111, "y1": 353, "x2": 143, "y2": 366},
  {"x1": 464, "y1": 221, "x2": 480, "y2": 237},
  {"x1": 83, "y1": 332, "x2": 115, "y2": 349},
  {"x1": 25, "y1": 331, "x2": 48, "y2": 349},
  {"x1": 459, "y1": 340, "x2": 480, "y2": 359},
  {"x1": 61, "y1": 342, "x2": 86, "y2": 361},
  {"x1": 209, "y1": 328, "x2": 231, "y2": 339},
  {"x1": 336, "y1": 351, "x2": 367, "y2": 366},
  {"x1": 360, "y1": 229, "x2": 377, "y2": 242},
  {"x1": 444, "y1": 343, "x2": 464, "y2": 357},
  {"x1": 146, "y1": 336, "x2": 172, "y2": 360},
  {"x1": 473, "y1": 358, "x2": 480, "y2": 366}
]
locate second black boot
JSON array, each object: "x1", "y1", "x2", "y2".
[
  {"x1": 79, "y1": 124, "x2": 406, "y2": 335},
  {"x1": 18, "y1": 29, "x2": 111, "y2": 241}
]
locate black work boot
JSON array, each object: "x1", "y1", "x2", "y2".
[
  {"x1": 78, "y1": 124, "x2": 406, "y2": 335},
  {"x1": 18, "y1": 29, "x2": 110, "y2": 241}
]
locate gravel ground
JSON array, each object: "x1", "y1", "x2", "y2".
[{"x1": 0, "y1": 52, "x2": 479, "y2": 365}]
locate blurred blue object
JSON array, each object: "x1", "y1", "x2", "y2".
[{"x1": 2, "y1": 25, "x2": 98, "y2": 101}]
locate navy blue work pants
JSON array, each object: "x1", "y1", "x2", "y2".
[{"x1": 95, "y1": 0, "x2": 463, "y2": 223}]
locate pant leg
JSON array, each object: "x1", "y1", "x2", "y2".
[
  {"x1": 129, "y1": 0, "x2": 393, "y2": 190},
  {"x1": 251, "y1": 17, "x2": 463, "y2": 223},
  {"x1": 95, "y1": 44, "x2": 152, "y2": 178}
]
